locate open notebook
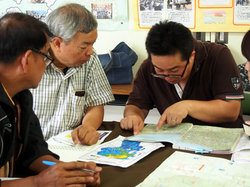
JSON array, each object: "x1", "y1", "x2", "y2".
[{"x1": 126, "y1": 123, "x2": 243, "y2": 154}]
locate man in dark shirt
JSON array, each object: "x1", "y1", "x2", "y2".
[
  {"x1": 0, "y1": 13, "x2": 101, "y2": 186},
  {"x1": 121, "y1": 21, "x2": 244, "y2": 135},
  {"x1": 241, "y1": 30, "x2": 250, "y2": 83}
]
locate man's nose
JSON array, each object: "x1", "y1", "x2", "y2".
[{"x1": 86, "y1": 46, "x2": 94, "y2": 56}]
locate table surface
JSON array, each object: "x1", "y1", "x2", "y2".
[
  {"x1": 110, "y1": 84, "x2": 133, "y2": 95},
  {"x1": 99, "y1": 122, "x2": 231, "y2": 187}
]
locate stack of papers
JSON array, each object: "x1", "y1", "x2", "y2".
[
  {"x1": 78, "y1": 136, "x2": 164, "y2": 168},
  {"x1": 137, "y1": 151, "x2": 250, "y2": 187},
  {"x1": 126, "y1": 123, "x2": 243, "y2": 154},
  {"x1": 47, "y1": 130, "x2": 111, "y2": 162},
  {"x1": 232, "y1": 133, "x2": 250, "y2": 163}
]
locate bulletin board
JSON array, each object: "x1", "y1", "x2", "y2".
[
  {"x1": 0, "y1": 0, "x2": 128, "y2": 31},
  {"x1": 133, "y1": 0, "x2": 250, "y2": 32}
]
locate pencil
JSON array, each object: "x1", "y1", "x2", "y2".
[{"x1": 42, "y1": 160, "x2": 96, "y2": 174}]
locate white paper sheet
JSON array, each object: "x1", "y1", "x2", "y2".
[
  {"x1": 78, "y1": 136, "x2": 164, "y2": 168},
  {"x1": 47, "y1": 130, "x2": 111, "y2": 162},
  {"x1": 232, "y1": 133, "x2": 250, "y2": 163},
  {"x1": 137, "y1": 151, "x2": 250, "y2": 187}
]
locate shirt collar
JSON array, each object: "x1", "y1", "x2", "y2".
[
  {"x1": 190, "y1": 40, "x2": 208, "y2": 75},
  {"x1": 0, "y1": 83, "x2": 15, "y2": 107}
]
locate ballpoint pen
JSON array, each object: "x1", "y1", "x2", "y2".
[
  {"x1": 42, "y1": 160, "x2": 96, "y2": 173},
  {"x1": 52, "y1": 137, "x2": 74, "y2": 146}
]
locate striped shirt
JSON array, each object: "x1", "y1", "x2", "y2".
[{"x1": 30, "y1": 52, "x2": 114, "y2": 140}]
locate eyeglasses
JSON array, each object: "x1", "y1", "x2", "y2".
[
  {"x1": 30, "y1": 47, "x2": 54, "y2": 66},
  {"x1": 151, "y1": 59, "x2": 189, "y2": 79}
]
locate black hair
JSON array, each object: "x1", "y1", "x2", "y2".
[
  {"x1": 0, "y1": 12, "x2": 53, "y2": 63},
  {"x1": 241, "y1": 30, "x2": 250, "y2": 62},
  {"x1": 145, "y1": 20, "x2": 194, "y2": 61}
]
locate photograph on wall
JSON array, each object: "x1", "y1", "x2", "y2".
[
  {"x1": 92, "y1": 3, "x2": 112, "y2": 19},
  {"x1": 28, "y1": 0, "x2": 46, "y2": 3},
  {"x1": 139, "y1": 0, "x2": 164, "y2": 11},
  {"x1": 235, "y1": 0, "x2": 250, "y2": 6},
  {"x1": 26, "y1": 10, "x2": 47, "y2": 20},
  {"x1": 167, "y1": 0, "x2": 192, "y2": 10}
]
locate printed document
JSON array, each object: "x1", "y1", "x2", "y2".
[
  {"x1": 232, "y1": 133, "x2": 250, "y2": 163},
  {"x1": 47, "y1": 130, "x2": 111, "y2": 162},
  {"x1": 137, "y1": 151, "x2": 250, "y2": 187},
  {"x1": 78, "y1": 136, "x2": 164, "y2": 168}
]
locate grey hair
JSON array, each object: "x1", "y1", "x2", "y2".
[{"x1": 46, "y1": 3, "x2": 98, "y2": 42}]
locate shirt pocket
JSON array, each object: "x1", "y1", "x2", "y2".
[
  {"x1": 72, "y1": 92, "x2": 86, "y2": 106},
  {"x1": 71, "y1": 90, "x2": 86, "y2": 117}
]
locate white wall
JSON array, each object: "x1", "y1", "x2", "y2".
[{"x1": 94, "y1": 0, "x2": 247, "y2": 76}]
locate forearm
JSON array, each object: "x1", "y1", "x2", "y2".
[
  {"x1": 124, "y1": 105, "x2": 149, "y2": 121},
  {"x1": 185, "y1": 99, "x2": 241, "y2": 123},
  {"x1": 2, "y1": 155, "x2": 59, "y2": 187},
  {"x1": 29, "y1": 155, "x2": 59, "y2": 173},
  {"x1": 2, "y1": 176, "x2": 37, "y2": 187},
  {"x1": 81, "y1": 105, "x2": 104, "y2": 129}
]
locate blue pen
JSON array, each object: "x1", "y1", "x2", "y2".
[
  {"x1": 42, "y1": 160, "x2": 56, "y2": 166},
  {"x1": 42, "y1": 160, "x2": 96, "y2": 174},
  {"x1": 195, "y1": 149, "x2": 211, "y2": 154}
]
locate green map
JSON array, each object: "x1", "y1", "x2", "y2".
[{"x1": 127, "y1": 123, "x2": 243, "y2": 153}]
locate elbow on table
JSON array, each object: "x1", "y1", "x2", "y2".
[
  {"x1": 225, "y1": 111, "x2": 240, "y2": 122},
  {"x1": 224, "y1": 100, "x2": 241, "y2": 122}
]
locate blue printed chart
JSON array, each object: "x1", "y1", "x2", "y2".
[{"x1": 78, "y1": 136, "x2": 164, "y2": 168}]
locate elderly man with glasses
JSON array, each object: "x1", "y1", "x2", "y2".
[
  {"x1": 120, "y1": 21, "x2": 244, "y2": 135},
  {"x1": 30, "y1": 3, "x2": 114, "y2": 146}
]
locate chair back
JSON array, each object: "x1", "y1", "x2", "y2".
[{"x1": 242, "y1": 91, "x2": 250, "y2": 115}]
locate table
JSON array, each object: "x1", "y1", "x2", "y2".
[
  {"x1": 109, "y1": 84, "x2": 133, "y2": 105},
  {"x1": 99, "y1": 122, "x2": 231, "y2": 187},
  {"x1": 110, "y1": 84, "x2": 133, "y2": 95}
]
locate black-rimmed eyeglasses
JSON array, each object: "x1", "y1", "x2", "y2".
[
  {"x1": 151, "y1": 59, "x2": 189, "y2": 79},
  {"x1": 30, "y1": 47, "x2": 54, "y2": 66}
]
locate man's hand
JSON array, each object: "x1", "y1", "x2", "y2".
[
  {"x1": 157, "y1": 101, "x2": 189, "y2": 130},
  {"x1": 120, "y1": 115, "x2": 145, "y2": 135},
  {"x1": 33, "y1": 161, "x2": 102, "y2": 187},
  {"x1": 72, "y1": 125, "x2": 100, "y2": 145}
]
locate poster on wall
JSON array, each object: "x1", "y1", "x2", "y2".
[
  {"x1": 133, "y1": 0, "x2": 250, "y2": 32},
  {"x1": 234, "y1": 0, "x2": 250, "y2": 25},
  {"x1": 137, "y1": 0, "x2": 195, "y2": 29},
  {"x1": 0, "y1": 0, "x2": 128, "y2": 31}
]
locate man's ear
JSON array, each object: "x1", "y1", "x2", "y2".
[
  {"x1": 51, "y1": 37, "x2": 63, "y2": 51},
  {"x1": 189, "y1": 50, "x2": 196, "y2": 63},
  {"x1": 19, "y1": 49, "x2": 32, "y2": 74}
]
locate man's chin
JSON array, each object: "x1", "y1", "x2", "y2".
[
  {"x1": 79, "y1": 60, "x2": 89, "y2": 66},
  {"x1": 69, "y1": 61, "x2": 88, "y2": 67},
  {"x1": 165, "y1": 78, "x2": 179, "y2": 84}
]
